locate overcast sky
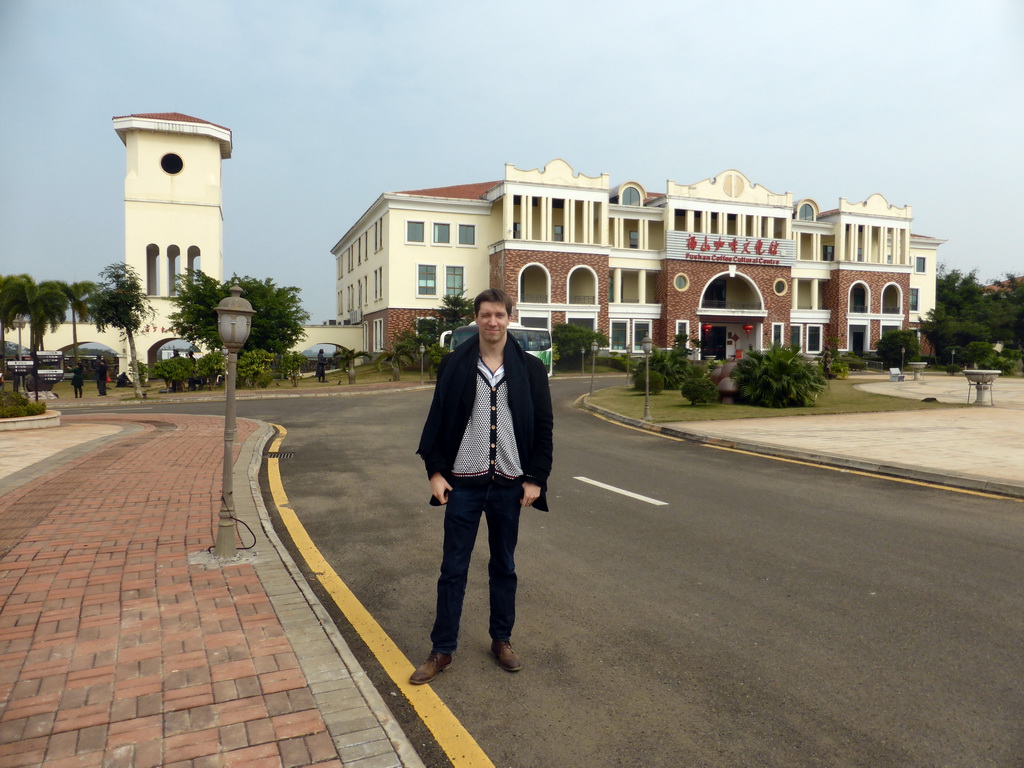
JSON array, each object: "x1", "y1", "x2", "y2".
[{"x1": 1, "y1": 0, "x2": 1021, "y2": 323}]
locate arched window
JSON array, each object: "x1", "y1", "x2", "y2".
[
  {"x1": 850, "y1": 284, "x2": 868, "y2": 314},
  {"x1": 799, "y1": 204, "x2": 815, "y2": 221},
  {"x1": 621, "y1": 187, "x2": 641, "y2": 206}
]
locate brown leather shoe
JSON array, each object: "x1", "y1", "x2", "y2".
[
  {"x1": 409, "y1": 652, "x2": 452, "y2": 685},
  {"x1": 491, "y1": 640, "x2": 523, "y2": 672}
]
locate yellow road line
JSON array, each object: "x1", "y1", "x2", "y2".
[
  {"x1": 265, "y1": 424, "x2": 494, "y2": 768},
  {"x1": 587, "y1": 411, "x2": 1022, "y2": 503}
]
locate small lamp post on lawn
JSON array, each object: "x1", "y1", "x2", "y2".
[
  {"x1": 419, "y1": 344, "x2": 426, "y2": 385},
  {"x1": 590, "y1": 341, "x2": 599, "y2": 396},
  {"x1": 214, "y1": 286, "x2": 255, "y2": 559},
  {"x1": 641, "y1": 334, "x2": 653, "y2": 422}
]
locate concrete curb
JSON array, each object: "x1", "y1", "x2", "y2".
[
  {"x1": 579, "y1": 396, "x2": 1024, "y2": 501},
  {"x1": 239, "y1": 421, "x2": 425, "y2": 768},
  {"x1": 0, "y1": 410, "x2": 60, "y2": 430}
]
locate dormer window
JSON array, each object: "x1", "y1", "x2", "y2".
[
  {"x1": 621, "y1": 187, "x2": 641, "y2": 206},
  {"x1": 799, "y1": 204, "x2": 815, "y2": 221}
]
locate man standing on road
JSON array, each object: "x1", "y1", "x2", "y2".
[{"x1": 412, "y1": 288, "x2": 553, "y2": 684}]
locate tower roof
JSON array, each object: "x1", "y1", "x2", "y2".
[{"x1": 112, "y1": 112, "x2": 232, "y2": 158}]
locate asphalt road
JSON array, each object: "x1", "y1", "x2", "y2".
[{"x1": 113, "y1": 381, "x2": 1024, "y2": 767}]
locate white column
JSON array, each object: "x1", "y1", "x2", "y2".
[
  {"x1": 600, "y1": 202, "x2": 610, "y2": 246},
  {"x1": 543, "y1": 197, "x2": 553, "y2": 242},
  {"x1": 640, "y1": 220, "x2": 649, "y2": 250},
  {"x1": 792, "y1": 277, "x2": 799, "y2": 310},
  {"x1": 523, "y1": 195, "x2": 533, "y2": 240},
  {"x1": 811, "y1": 278, "x2": 820, "y2": 310},
  {"x1": 503, "y1": 193, "x2": 513, "y2": 241},
  {"x1": 567, "y1": 199, "x2": 576, "y2": 244},
  {"x1": 685, "y1": 209, "x2": 694, "y2": 232},
  {"x1": 613, "y1": 268, "x2": 622, "y2": 303},
  {"x1": 637, "y1": 270, "x2": 646, "y2": 304}
]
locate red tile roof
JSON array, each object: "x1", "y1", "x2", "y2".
[
  {"x1": 112, "y1": 112, "x2": 230, "y2": 133},
  {"x1": 398, "y1": 181, "x2": 499, "y2": 200}
]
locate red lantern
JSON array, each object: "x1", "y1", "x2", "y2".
[
  {"x1": 701, "y1": 324, "x2": 713, "y2": 333},
  {"x1": 742, "y1": 324, "x2": 754, "y2": 336}
]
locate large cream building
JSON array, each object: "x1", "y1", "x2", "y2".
[{"x1": 333, "y1": 160, "x2": 942, "y2": 359}]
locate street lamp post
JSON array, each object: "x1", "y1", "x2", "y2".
[
  {"x1": 214, "y1": 286, "x2": 255, "y2": 559},
  {"x1": 901, "y1": 346, "x2": 906, "y2": 370},
  {"x1": 419, "y1": 344, "x2": 426, "y2": 385},
  {"x1": 641, "y1": 334, "x2": 653, "y2": 422},
  {"x1": 12, "y1": 316, "x2": 27, "y2": 394},
  {"x1": 589, "y1": 341, "x2": 599, "y2": 396}
]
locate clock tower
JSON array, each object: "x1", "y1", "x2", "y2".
[{"x1": 112, "y1": 113, "x2": 231, "y2": 299}]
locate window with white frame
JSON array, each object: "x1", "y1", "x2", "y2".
[
  {"x1": 417, "y1": 264, "x2": 437, "y2": 296},
  {"x1": 790, "y1": 325, "x2": 802, "y2": 348},
  {"x1": 433, "y1": 223, "x2": 450, "y2": 244},
  {"x1": 458, "y1": 224, "x2": 476, "y2": 246},
  {"x1": 373, "y1": 318, "x2": 384, "y2": 352},
  {"x1": 772, "y1": 323, "x2": 784, "y2": 347},
  {"x1": 807, "y1": 325, "x2": 822, "y2": 353},
  {"x1": 407, "y1": 221, "x2": 424, "y2": 243},
  {"x1": 915, "y1": 256, "x2": 927, "y2": 273},
  {"x1": 675, "y1": 320, "x2": 690, "y2": 346},
  {"x1": 553, "y1": 225, "x2": 564, "y2": 242},
  {"x1": 633, "y1": 320, "x2": 651, "y2": 349},
  {"x1": 445, "y1": 266, "x2": 464, "y2": 296},
  {"x1": 910, "y1": 288, "x2": 919, "y2": 312},
  {"x1": 611, "y1": 321, "x2": 628, "y2": 351}
]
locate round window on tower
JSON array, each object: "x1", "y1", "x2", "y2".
[{"x1": 161, "y1": 153, "x2": 184, "y2": 175}]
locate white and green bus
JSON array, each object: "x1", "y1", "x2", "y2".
[{"x1": 441, "y1": 323, "x2": 553, "y2": 376}]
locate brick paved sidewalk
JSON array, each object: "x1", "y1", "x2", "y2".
[{"x1": 0, "y1": 414, "x2": 403, "y2": 768}]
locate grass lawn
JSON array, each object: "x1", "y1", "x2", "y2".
[{"x1": 586, "y1": 376, "x2": 962, "y2": 423}]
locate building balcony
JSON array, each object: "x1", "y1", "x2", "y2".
[
  {"x1": 882, "y1": 306, "x2": 902, "y2": 314},
  {"x1": 569, "y1": 295, "x2": 595, "y2": 305},
  {"x1": 700, "y1": 300, "x2": 763, "y2": 311},
  {"x1": 520, "y1": 293, "x2": 549, "y2": 304}
]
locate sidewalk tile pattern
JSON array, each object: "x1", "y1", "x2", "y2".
[{"x1": 0, "y1": 415, "x2": 347, "y2": 767}]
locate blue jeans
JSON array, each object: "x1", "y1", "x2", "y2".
[{"x1": 431, "y1": 482, "x2": 522, "y2": 654}]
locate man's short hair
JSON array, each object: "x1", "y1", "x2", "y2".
[{"x1": 474, "y1": 288, "x2": 514, "y2": 316}]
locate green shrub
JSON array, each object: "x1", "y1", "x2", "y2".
[
  {"x1": 680, "y1": 377, "x2": 718, "y2": 405},
  {"x1": 633, "y1": 369, "x2": 664, "y2": 394},
  {"x1": 732, "y1": 345, "x2": 826, "y2": 408},
  {"x1": 946, "y1": 364, "x2": 962, "y2": 375},
  {"x1": 151, "y1": 356, "x2": 194, "y2": 390},
  {"x1": 276, "y1": 351, "x2": 307, "y2": 387},
  {"x1": 237, "y1": 349, "x2": 276, "y2": 388},
  {"x1": 0, "y1": 391, "x2": 47, "y2": 419},
  {"x1": 841, "y1": 354, "x2": 867, "y2": 371}
]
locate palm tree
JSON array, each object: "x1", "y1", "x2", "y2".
[
  {"x1": 0, "y1": 275, "x2": 69, "y2": 397},
  {"x1": 334, "y1": 345, "x2": 372, "y2": 385},
  {"x1": 375, "y1": 339, "x2": 417, "y2": 382},
  {"x1": 58, "y1": 280, "x2": 97, "y2": 365},
  {"x1": 0, "y1": 274, "x2": 21, "y2": 367}
]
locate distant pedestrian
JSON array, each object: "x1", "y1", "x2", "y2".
[
  {"x1": 316, "y1": 349, "x2": 327, "y2": 383},
  {"x1": 96, "y1": 358, "x2": 108, "y2": 396},
  {"x1": 71, "y1": 365, "x2": 84, "y2": 398}
]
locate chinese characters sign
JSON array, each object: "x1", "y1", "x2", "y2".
[{"x1": 666, "y1": 231, "x2": 795, "y2": 265}]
